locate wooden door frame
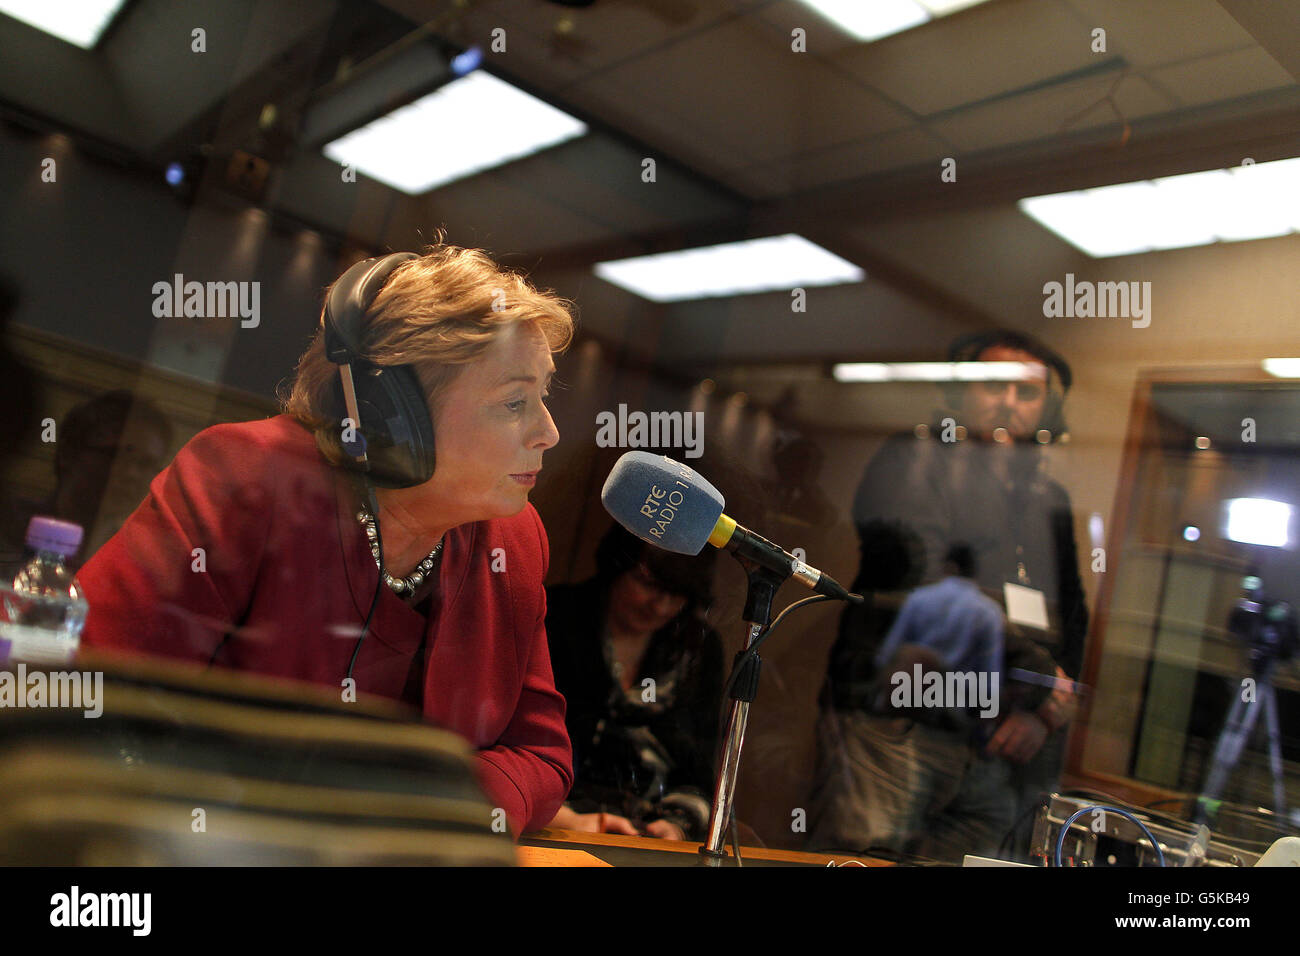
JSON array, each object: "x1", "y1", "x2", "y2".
[{"x1": 1065, "y1": 363, "x2": 1289, "y2": 798}]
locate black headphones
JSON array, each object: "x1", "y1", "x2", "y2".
[
  {"x1": 943, "y1": 330, "x2": 1072, "y2": 441},
  {"x1": 322, "y1": 252, "x2": 437, "y2": 488}
]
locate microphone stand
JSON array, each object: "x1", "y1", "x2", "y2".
[{"x1": 698, "y1": 559, "x2": 786, "y2": 866}]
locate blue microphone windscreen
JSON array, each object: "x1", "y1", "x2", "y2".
[{"x1": 601, "y1": 451, "x2": 725, "y2": 555}]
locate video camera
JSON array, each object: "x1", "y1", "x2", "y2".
[{"x1": 1228, "y1": 575, "x2": 1298, "y2": 666}]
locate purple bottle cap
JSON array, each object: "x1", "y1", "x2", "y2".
[{"x1": 24, "y1": 516, "x2": 84, "y2": 558}]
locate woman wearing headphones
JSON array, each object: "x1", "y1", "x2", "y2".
[{"x1": 77, "y1": 243, "x2": 575, "y2": 835}]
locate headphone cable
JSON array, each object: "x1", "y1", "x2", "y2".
[{"x1": 347, "y1": 476, "x2": 385, "y2": 683}]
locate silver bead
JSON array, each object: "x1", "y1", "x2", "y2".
[{"x1": 359, "y1": 515, "x2": 445, "y2": 594}]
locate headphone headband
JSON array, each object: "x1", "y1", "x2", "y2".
[
  {"x1": 320, "y1": 251, "x2": 435, "y2": 489},
  {"x1": 323, "y1": 252, "x2": 419, "y2": 364},
  {"x1": 942, "y1": 329, "x2": 1072, "y2": 441},
  {"x1": 947, "y1": 329, "x2": 1072, "y2": 392}
]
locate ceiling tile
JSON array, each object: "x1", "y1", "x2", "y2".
[
  {"x1": 753, "y1": 0, "x2": 887, "y2": 57},
  {"x1": 590, "y1": 16, "x2": 913, "y2": 168},
  {"x1": 378, "y1": 0, "x2": 749, "y2": 82},
  {"x1": 729, "y1": 125, "x2": 951, "y2": 196},
  {"x1": 1147, "y1": 45, "x2": 1295, "y2": 108},
  {"x1": 928, "y1": 72, "x2": 1174, "y2": 152},
  {"x1": 1064, "y1": 0, "x2": 1258, "y2": 69},
  {"x1": 425, "y1": 170, "x2": 622, "y2": 253},
  {"x1": 833, "y1": 0, "x2": 1098, "y2": 116},
  {"x1": 561, "y1": 74, "x2": 757, "y2": 189}
]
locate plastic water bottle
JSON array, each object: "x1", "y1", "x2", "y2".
[{"x1": 0, "y1": 517, "x2": 88, "y2": 665}]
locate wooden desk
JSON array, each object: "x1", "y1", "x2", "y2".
[{"x1": 518, "y1": 828, "x2": 894, "y2": 867}]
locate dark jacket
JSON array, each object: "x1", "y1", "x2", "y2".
[
  {"x1": 545, "y1": 577, "x2": 723, "y2": 835},
  {"x1": 826, "y1": 430, "x2": 1088, "y2": 714}
]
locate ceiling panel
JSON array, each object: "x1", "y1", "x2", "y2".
[
  {"x1": 378, "y1": 0, "x2": 754, "y2": 88},
  {"x1": 832, "y1": 0, "x2": 1098, "y2": 116},
  {"x1": 558, "y1": 71, "x2": 760, "y2": 191},
  {"x1": 103, "y1": 0, "x2": 335, "y2": 153},
  {"x1": 928, "y1": 72, "x2": 1174, "y2": 152},
  {"x1": 424, "y1": 135, "x2": 743, "y2": 251},
  {"x1": 651, "y1": 277, "x2": 955, "y2": 365},
  {"x1": 727, "y1": 125, "x2": 951, "y2": 197},
  {"x1": 1064, "y1": 0, "x2": 1257, "y2": 69},
  {"x1": 753, "y1": 0, "x2": 895, "y2": 58},
  {"x1": 420, "y1": 166, "x2": 626, "y2": 253},
  {"x1": 1218, "y1": 0, "x2": 1300, "y2": 80},
  {"x1": 840, "y1": 205, "x2": 1087, "y2": 319},
  {"x1": 588, "y1": 15, "x2": 914, "y2": 168},
  {"x1": 1148, "y1": 45, "x2": 1294, "y2": 108}
]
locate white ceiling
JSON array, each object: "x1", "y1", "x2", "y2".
[
  {"x1": 2, "y1": 0, "x2": 1298, "y2": 388},
  {"x1": 375, "y1": 0, "x2": 1297, "y2": 199}
]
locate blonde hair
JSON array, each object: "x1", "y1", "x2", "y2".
[{"x1": 282, "y1": 242, "x2": 575, "y2": 467}]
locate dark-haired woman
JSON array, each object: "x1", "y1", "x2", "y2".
[{"x1": 545, "y1": 523, "x2": 723, "y2": 840}]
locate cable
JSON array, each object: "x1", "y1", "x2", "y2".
[
  {"x1": 1054, "y1": 804, "x2": 1166, "y2": 867},
  {"x1": 997, "y1": 793, "x2": 1048, "y2": 860},
  {"x1": 708, "y1": 590, "x2": 859, "y2": 863},
  {"x1": 723, "y1": 594, "x2": 838, "y2": 698},
  {"x1": 347, "y1": 477, "x2": 385, "y2": 683}
]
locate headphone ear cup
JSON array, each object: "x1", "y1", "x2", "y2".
[
  {"x1": 334, "y1": 363, "x2": 436, "y2": 488},
  {"x1": 1038, "y1": 391, "x2": 1066, "y2": 440},
  {"x1": 321, "y1": 251, "x2": 436, "y2": 487}
]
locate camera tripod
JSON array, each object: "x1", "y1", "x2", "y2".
[
  {"x1": 1197, "y1": 654, "x2": 1287, "y2": 823},
  {"x1": 1197, "y1": 580, "x2": 1294, "y2": 825}
]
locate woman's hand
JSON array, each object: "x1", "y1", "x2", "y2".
[{"x1": 548, "y1": 805, "x2": 639, "y2": 835}]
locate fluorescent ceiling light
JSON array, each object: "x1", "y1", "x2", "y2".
[
  {"x1": 0, "y1": 0, "x2": 126, "y2": 48},
  {"x1": 798, "y1": 0, "x2": 992, "y2": 42},
  {"x1": 1020, "y1": 156, "x2": 1300, "y2": 258},
  {"x1": 833, "y1": 361, "x2": 1045, "y2": 382},
  {"x1": 1263, "y1": 358, "x2": 1300, "y2": 378},
  {"x1": 595, "y1": 234, "x2": 864, "y2": 303},
  {"x1": 1224, "y1": 498, "x2": 1291, "y2": 548},
  {"x1": 323, "y1": 71, "x2": 587, "y2": 194},
  {"x1": 834, "y1": 364, "x2": 891, "y2": 382}
]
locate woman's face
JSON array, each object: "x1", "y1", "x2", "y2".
[
  {"x1": 607, "y1": 562, "x2": 688, "y2": 637},
  {"x1": 423, "y1": 323, "x2": 559, "y2": 524}
]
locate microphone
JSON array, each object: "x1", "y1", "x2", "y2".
[{"x1": 600, "y1": 451, "x2": 860, "y2": 603}]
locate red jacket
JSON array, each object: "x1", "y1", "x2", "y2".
[{"x1": 77, "y1": 414, "x2": 572, "y2": 834}]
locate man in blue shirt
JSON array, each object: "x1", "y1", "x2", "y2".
[
  {"x1": 875, "y1": 544, "x2": 1003, "y2": 701},
  {"x1": 811, "y1": 544, "x2": 1015, "y2": 861}
]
